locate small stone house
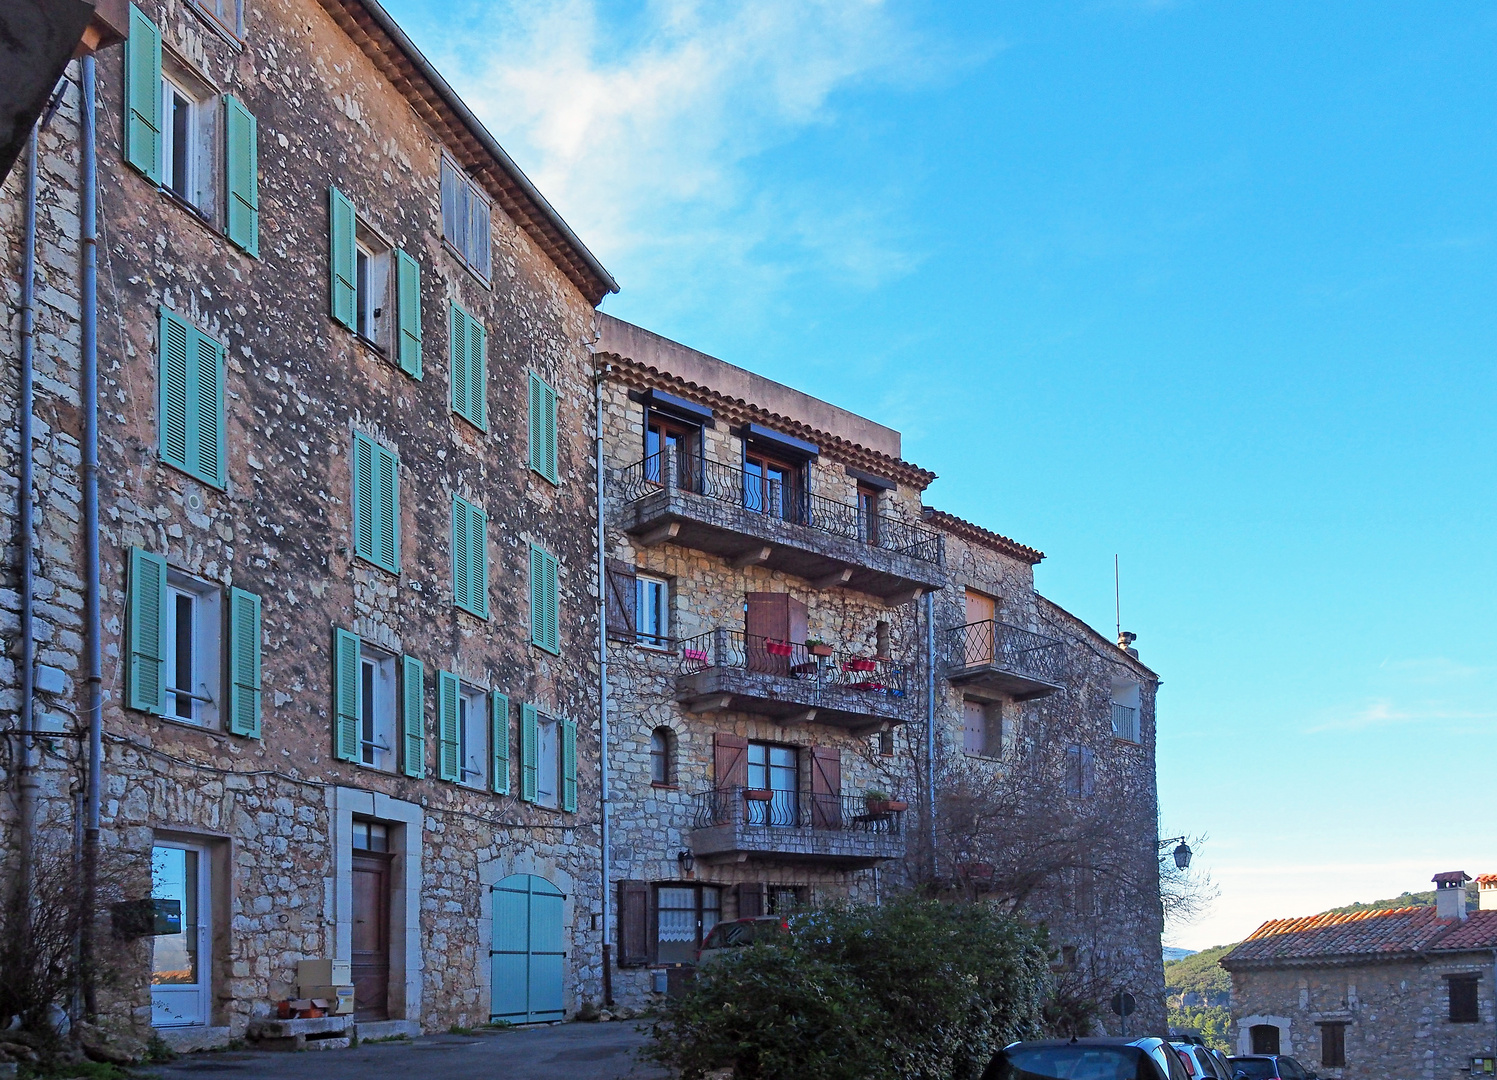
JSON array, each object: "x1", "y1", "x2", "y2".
[{"x1": 1222, "y1": 872, "x2": 1497, "y2": 1080}]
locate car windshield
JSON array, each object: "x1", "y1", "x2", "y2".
[
  {"x1": 702, "y1": 922, "x2": 759, "y2": 949},
  {"x1": 1193, "y1": 1049, "x2": 1222, "y2": 1079},
  {"x1": 988, "y1": 1046, "x2": 1158, "y2": 1080},
  {"x1": 1232, "y1": 1060, "x2": 1277, "y2": 1080}
]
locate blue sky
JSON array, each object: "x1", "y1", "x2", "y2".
[{"x1": 384, "y1": 0, "x2": 1497, "y2": 948}]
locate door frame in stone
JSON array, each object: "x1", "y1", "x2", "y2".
[{"x1": 478, "y1": 854, "x2": 576, "y2": 1025}]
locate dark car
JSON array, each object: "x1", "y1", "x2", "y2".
[
  {"x1": 695, "y1": 915, "x2": 789, "y2": 965},
  {"x1": 983, "y1": 1038, "x2": 1195, "y2": 1080},
  {"x1": 1228, "y1": 1055, "x2": 1319, "y2": 1080},
  {"x1": 1170, "y1": 1042, "x2": 1232, "y2": 1080}
]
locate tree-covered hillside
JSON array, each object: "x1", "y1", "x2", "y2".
[{"x1": 1165, "y1": 944, "x2": 1233, "y2": 1009}]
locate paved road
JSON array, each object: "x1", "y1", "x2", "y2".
[{"x1": 142, "y1": 1022, "x2": 670, "y2": 1080}]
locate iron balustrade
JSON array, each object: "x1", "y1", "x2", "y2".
[
  {"x1": 677, "y1": 629, "x2": 908, "y2": 697},
  {"x1": 945, "y1": 620, "x2": 1066, "y2": 687},
  {"x1": 691, "y1": 785, "x2": 905, "y2": 835},
  {"x1": 1111, "y1": 702, "x2": 1139, "y2": 742},
  {"x1": 615, "y1": 447, "x2": 944, "y2": 564}
]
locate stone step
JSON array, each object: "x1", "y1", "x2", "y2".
[
  {"x1": 353, "y1": 1019, "x2": 421, "y2": 1041},
  {"x1": 247, "y1": 1015, "x2": 352, "y2": 1051}
]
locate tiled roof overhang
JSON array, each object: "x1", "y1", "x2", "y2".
[
  {"x1": 601, "y1": 352, "x2": 939, "y2": 491},
  {"x1": 318, "y1": 0, "x2": 619, "y2": 306},
  {"x1": 921, "y1": 507, "x2": 1044, "y2": 565}
]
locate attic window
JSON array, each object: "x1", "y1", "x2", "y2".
[{"x1": 441, "y1": 155, "x2": 492, "y2": 282}]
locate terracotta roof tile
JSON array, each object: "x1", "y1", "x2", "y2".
[
  {"x1": 1476, "y1": 874, "x2": 1497, "y2": 887},
  {"x1": 1222, "y1": 906, "x2": 1449, "y2": 966},
  {"x1": 1432, "y1": 910, "x2": 1497, "y2": 952}
]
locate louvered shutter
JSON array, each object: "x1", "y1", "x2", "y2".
[
  {"x1": 450, "y1": 305, "x2": 486, "y2": 430},
  {"x1": 223, "y1": 94, "x2": 259, "y2": 256},
  {"x1": 437, "y1": 670, "x2": 460, "y2": 782},
  {"x1": 529, "y1": 373, "x2": 558, "y2": 483},
  {"x1": 452, "y1": 497, "x2": 487, "y2": 617},
  {"x1": 378, "y1": 442, "x2": 398, "y2": 572},
  {"x1": 352, "y1": 433, "x2": 374, "y2": 563},
  {"x1": 329, "y1": 187, "x2": 356, "y2": 329},
  {"x1": 544, "y1": 552, "x2": 559, "y2": 652},
  {"x1": 451, "y1": 498, "x2": 470, "y2": 612},
  {"x1": 401, "y1": 655, "x2": 425, "y2": 778},
  {"x1": 520, "y1": 703, "x2": 539, "y2": 802},
  {"x1": 561, "y1": 719, "x2": 577, "y2": 812},
  {"x1": 124, "y1": 4, "x2": 163, "y2": 182},
  {"x1": 490, "y1": 691, "x2": 510, "y2": 795},
  {"x1": 159, "y1": 309, "x2": 192, "y2": 474},
  {"x1": 618, "y1": 880, "x2": 650, "y2": 967},
  {"x1": 352, "y1": 434, "x2": 399, "y2": 574},
  {"x1": 227, "y1": 587, "x2": 262, "y2": 737},
  {"x1": 1081, "y1": 746, "x2": 1096, "y2": 795},
  {"x1": 332, "y1": 628, "x2": 360, "y2": 761},
  {"x1": 126, "y1": 547, "x2": 167, "y2": 714},
  {"x1": 530, "y1": 545, "x2": 560, "y2": 653},
  {"x1": 192, "y1": 326, "x2": 226, "y2": 487},
  {"x1": 470, "y1": 188, "x2": 492, "y2": 279},
  {"x1": 604, "y1": 559, "x2": 637, "y2": 640},
  {"x1": 448, "y1": 303, "x2": 468, "y2": 421},
  {"x1": 393, "y1": 248, "x2": 422, "y2": 378},
  {"x1": 468, "y1": 314, "x2": 487, "y2": 429}
]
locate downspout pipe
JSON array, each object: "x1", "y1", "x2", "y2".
[
  {"x1": 925, "y1": 590, "x2": 936, "y2": 879},
  {"x1": 16, "y1": 124, "x2": 39, "y2": 923},
  {"x1": 593, "y1": 350, "x2": 613, "y2": 1006}
]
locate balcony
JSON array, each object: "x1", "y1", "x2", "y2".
[
  {"x1": 943, "y1": 620, "x2": 1065, "y2": 699},
  {"x1": 675, "y1": 629, "x2": 913, "y2": 733},
  {"x1": 688, "y1": 786, "x2": 907, "y2": 867},
  {"x1": 613, "y1": 449, "x2": 946, "y2": 603},
  {"x1": 1111, "y1": 702, "x2": 1140, "y2": 742}
]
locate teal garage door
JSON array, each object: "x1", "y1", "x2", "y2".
[{"x1": 490, "y1": 874, "x2": 566, "y2": 1024}]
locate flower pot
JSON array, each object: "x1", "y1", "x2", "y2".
[
  {"x1": 808, "y1": 644, "x2": 834, "y2": 658},
  {"x1": 865, "y1": 799, "x2": 892, "y2": 816},
  {"x1": 744, "y1": 789, "x2": 775, "y2": 802},
  {"x1": 844, "y1": 658, "x2": 877, "y2": 672},
  {"x1": 883, "y1": 800, "x2": 908, "y2": 813}
]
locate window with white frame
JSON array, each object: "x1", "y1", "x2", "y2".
[
  {"x1": 536, "y1": 713, "x2": 560, "y2": 808},
  {"x1": 164, "y1": 572, "x2": 221, "y2": 729},
  {"x1": 159, "y1": 60, "x2": 216, "y2": 217},
  {"x1": 1110, "y1": 678, "x2": 1141, "y2": 742},
  {"x1": 457, "y1": 684, "x2": 489, "y2": 789},
  {"x1": 636, "y1": 574, "x2": 669, "y2": 648},
  {"x1": 440, "y1": 155, "x2": 492, "y2": 281},
  {"x1": 358, "y1": 647, "x2": 397, "y2": 770},
  {"x1": 354, "y1": 222, "x2": 392, "y2": 350}
]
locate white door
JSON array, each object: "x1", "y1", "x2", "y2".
[{"x1": 151, "y1": 843, "x2": 211, "y2": 1027}]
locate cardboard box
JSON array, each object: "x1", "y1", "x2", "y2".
[
  {"x1": 296, "y1": 959, "x2": 351, "y2": 987},
  {"x1": 299, "y1": 985, "x2": 354, "y2": 1015}
]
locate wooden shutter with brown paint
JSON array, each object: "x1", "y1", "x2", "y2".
[
  {"x1": 736, "y1": 882, "x2": 763, "y2": 919},
  {"x1": 605, "y1": 559, "x2": 637, "y2": 641},
  {"x1": 746, "y1": 592, "x2": 806, "y2": 675},
  {"x1": 714, "y1": 732, "x2": 748, "y2": 791},
  {"x1": 810, "y1": 745, "x2": 841, "y2": 829},
  {"x1": 618, "y1": 880, "x2": 650, "y2": 967}
]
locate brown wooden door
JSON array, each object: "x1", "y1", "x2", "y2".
[
  {"x1": 351, "y1": 852, "x2": 391, "y2": 1020},
  {"x1": 745, "y1": 593, "x2": 807, "y2": 675},
  {"x1": 965, "y1": 590, "x2": 996, "y2": 663},
  {"x1": 809, "y1": 746, "x2": 841, "y2": 829}
]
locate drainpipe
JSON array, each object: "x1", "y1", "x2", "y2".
[
  {"x1": 16, "y1": 124, "x2": 39, "y2": 929},
  {"x1": 925, "y1": 590, "x2": 936, "y2": 879},
  {"x1": 79, "y1": 53, "x2": 104, "y2": 1017},
  {"x1": 593, "y1": 353, "x2": 613, "y2": 1006}
]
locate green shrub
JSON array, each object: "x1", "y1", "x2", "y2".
[{"x1": 645, "y1": 897, "x2": 1052, "y2": 1080}]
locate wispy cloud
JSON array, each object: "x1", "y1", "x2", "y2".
[{"x1": 1306, "y1": 698, "x2": 1497, "y2": 733}]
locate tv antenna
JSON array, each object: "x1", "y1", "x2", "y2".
[{"x1": 1114, "y1": 554, "x2": 1121, "y2": 641}]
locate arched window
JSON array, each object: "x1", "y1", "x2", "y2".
[{"x1": 650, "y1": 727, "x2": 676, "y2": 786}]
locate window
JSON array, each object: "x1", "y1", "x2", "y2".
[
  {"x1": 450, "y1": 303, "x2": 488, "y2": 430},
  {"x1": 963, "y1": 699, "x2": 1001, "y2": 757},
  {"x1": 351, "y1": 819, "x2": 389, "y2": 852},
  {"x1": 164, "y1": 572, "x2": 221, "y2": 729},
  {"x1": 645, "y1": 412, "x2": 700, "y2": 491},
  {"x1": 157, "y1": 308, "x2": 226, "y2": 489},
  {"x1": 876, "y1": 729, "x2": 894, "y2": 757},
  {"x1": 1450, "y1": 975, "x2": 1480, "y2": 1022},
  {"x1": 440, "y1": 154, "x2": 492, "y2": 281},
  {"x1": 353, "y1": 225, "x2": 391, "y2": 349},
  {"x1": 650, "y1": 727, "x2": 676, "y2": 786},
  {"x1": 655, "y1": 884, "x2": 720, "y2": 965},
  {"x1": 160, "y1": 74, "x2": 205, "y2": 208},
  {"x1": 636, "y1": 574, "x2": 669, "y2": 648},
  {"x1": 767, "y1": 885, "x2": 805, "y2": 915},
  {"x1": 451, "y1": 496, "x2": 488, "y2": 618},
  {"x1": 351, "y1": 433, "x2": 399, "y2": 574},
  {"x1": 456, "y1": 684, "x2": 488, "y2": 789},
  {"x1": 747, "y1": 742, "x2": 798, "y2": 826},
  {"x1": 328, "y1": 189, "x2": 420, "y2": 374},
  {"x1": 356, "y1": 646, "x2": 397, "y2": 770},
  {"x1": 1318, "y1": 1022, "x2": 1346, "y2": 1067},
  {"x1": 1065, "y1": 744, "x2": 1096, "y2": 796},
  {"x1": 188, "y1": 0, "x2": 243, "y2": 38},
  {"x1": 743, "y1": 450, "x2": 801, "y2": 521},
  {"x1": 536, "y1": 712, "x2": 559, "y2": 808},
  {"x1": 1111, "y1": 678, "x2": 1141, "y2": 742},
  {"x1": 1250, "y1": 1025, "x2": 1281, "y2": 1055},
  {"x1": 520, "y1": 705, "x2": 577, "y2": 811},
  {"x1": 529, "y1": 545, "x2": 560, "y2": 654},
  {"x1": 857, "y1": 483, "x2": 880, "y2": 545},
  {"x1": 528, "y1": 372, "x2": 558, "y2": 483}
]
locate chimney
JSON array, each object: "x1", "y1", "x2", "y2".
[
  {"x1": 1433, "y1": 871, "x2": 1471, "y2": 921},
  {"x1": 1117, "y1": 631, "x2": 1138, "y2": 658},
  {"x1": 1478, "y1": 875, "x2": 1497, "y2": 912}
]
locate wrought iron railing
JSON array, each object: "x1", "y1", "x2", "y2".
[
  {"x1": 691, "y1": 786, "x2": 905, "y2": 834},
  {"x1": 677, "y1": 629, "x2": 908, "y2": 697},
  {"x1": 944, "y1": 620, "x2": 1066, "y2": 687},
  {"x1": 1111, "y1": 702, "x2": 1139, "y2": 742},
  {"x1": 615, "y1": 448, "x2": 943, "y2": 564}
]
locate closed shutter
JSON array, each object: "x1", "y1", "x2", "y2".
[
  {"x1": 158, "y1": 308, "x2": 226, "y2": 488},
  {"x1": 735, "y1": 882, "x2": 763, "y2": 919},
  {"x1": 124, "y1": 4, "x2": 163, "y2": 181},
  {"x1": 561, "y1": 718, "x2": 577, "y2": 812},
  {"x1": 528, "y1": 372, "x2": 558, "y2": 483},
  {"x1": 617, "y1": 880, "x2": 650, "y2": 967},
  {"x1": 223, "y1": 94, "x2": 258, "y2": 256},
  {"x1": 328, "y1": 187, "x2": 356, "y2": 329},
  {"x1": 332, "y1": 628, "x2": 360, "y2": 761},
  {"x1": 529, "y1": 545, "x2": 559, "y2": 654},
  {"x1": 126, "y1": 547, "x2": 168, "y2": 714},
  {"x1": 520, "y1": 703, "x2": 539, "y2": 802},
  {"x1": 452, "y1": 496, "x2": 487, "y2": 617},
  {"x1": 437, "y1": 670, "x2": 460, "y2": 782},
  {"x1": 713, "y1": 733, "x2": 748, "y2": 790},
  {"x1": 490, "y1": 691, "x2": 510, "y2": 795},
  {"x1": 448, "y1": 303, "x2": 468, "y2": 421},
  {"x1": 226, "y1": 587, "x2": 262, "y2": 737},
  {"x1": 351, "y1": 433, "x2": 399, "y2": 574},
  {"x1": 449, "y1": 303, "x2": 486, "y2": 429},
  {"x1": 810, "y1": 745, "x2": 841, "y2": 829},
  {"x1": 604, "y1": 559, "x2": 637, "y2": 640},
  {"x1": 1081, "y1": 746, "x2": 1096, "y2": 795},
  {"x1": 393, "y1": 248, "x2": 422, "y2": 378},
  {"x1": 401, "y1": 655, "x2": 424, "y2": 778}
]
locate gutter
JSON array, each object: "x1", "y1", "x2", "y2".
[{"x1": 925, "y1": 590, "x2": 936, "y2": 877}]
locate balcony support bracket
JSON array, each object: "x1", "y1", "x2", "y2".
[
  {"x1": 811, "y1": 567, "x2": 854, "y2": 589},
  {"x1": 637, "y1": 521, "x2": 682, "y2": 547},
  {"x1": 684, "y1": 694, "x2": 734, "y2": 714},
  {"x1": 779, "y1": 709, "x2": 817, "y2": 725},
  {"x1": 881, "y1": 586, "x2": 924, "y2": 606},
  {"x1": 730, "y1": 545, "x2": 773, "y2": 568}
]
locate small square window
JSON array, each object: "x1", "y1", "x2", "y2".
[
  {"x1": 164, "y1": 571, "x2": 221, "y2": 729},
  {"x1": 457, "y1": 684, "x2": 489, "y2": 789},
  {"x1": 358, "y1": 647, "x2": 398, "y2": 771},
  {"x1": 351, "y1": 819, "x2": 388, "y2": 852},
  {"x1": 636, "y1": 575, "x2": 669, "y2": 648}
]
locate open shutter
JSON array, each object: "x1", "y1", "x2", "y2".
[
  {"x1": 401, "y1": 655, "x2": 424, "y2": 778},
  {"x1": 158, "y1": 308, "x2": 192, "y2": 475},
  {"x1": 469, "y1": 315, "x2": 487, "y2": 430},
  {"x1": 490, "y1": 691, "x2": 510, "y2": 795},
  {"x1": 227, "y1": 587, "x2": 262, "y2": 737},
  {"x1": 453, "y1": 497, "x2": 487, "y2": 617},
  {"x1": 126, "y1": 547, "x2": 168, "y2": 714},
  {"x1": 124, "y1": 4, "x2": 163, "y2": 182},
  {"x1": 520, "y1": 703, "x2": 539, "y2": 802},
  {"x1": 561, "y1": 718, "x2": 578, "y2": 812},
  {"x1": 604, "y1": 559, "x2": 637, "y2": 640},
  {"x1": 437, "y1": 670, "x2": 460, "y2": 782},
  {"x1": 529, "y1": 373, "x2": 558, "y2": 483},
  {"x1": 713, "y1": 732, "x2": 748, "y2": 790},
  {"x1": 393, "y1": 248, "x2": 422, "y2": 378},
  {"x1": 451, "y1": 498, "x2": 470, "y2": 613},
  {"x1": 618, "y1": 880, "x2": 650, "y2": 967},
  {"x1": 192, "y1": 327, "x2": 226, "y2": 487},
  {"x1": 448, "y1": 303, "x2": 468, "y2": 421},
  {"x1": 735, "y1": 882, "x2": 763, "y2": 919},
  {"x1": 333, "y1": 628, "x2": 360, "y2": 761},
  {"x1": 223, "y1": 94, "x2": 259, "y2": 256},
  {"x1": 529, "y1": 546, "x2": 559, "y2": 653},
  {"x1": 810, "y1": 746, "x2": 842, "y2": 829},
  {"x1": 329, "y1": 187, "x2": 356, "y2": 329}
]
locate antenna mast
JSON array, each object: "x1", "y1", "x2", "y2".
[{"x1": 1114, "y1": 554, "x2": 1121, "y2": 640}]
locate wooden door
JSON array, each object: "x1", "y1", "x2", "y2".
[
  {"x1": 809, "y1": 746, "x2": 841, "y2": 829},
  {"x1": 490, "y1": 875, "x2": 566, "y2": 1024},
  {"x1": 745, "y1": 593, "x2": 807, "y2": 675},
  {"x1": 964, "y1": 590, "x2": 996, "y2": 663},
  {"x1": 351, "y1": 852, "x2": 391, "y2": 1020}
]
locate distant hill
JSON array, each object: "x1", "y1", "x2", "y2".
[
  {"x1": 1162, "y1": 946, "x2": 1197, "y2": 963},
  {"x1": 1165, "y1": 943, "x2": 1233, "y2": 1009},
  {"x1": 1321, "y1": 885, "x2": 1476, "y2": 915}
]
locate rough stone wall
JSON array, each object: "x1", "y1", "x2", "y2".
[
  {"x1": 1, "y1": 0, "x2": 604, "y2": 1036},
  {"x1": 1229, "y1": 956, "x2": 1497, "y2": 1080}
]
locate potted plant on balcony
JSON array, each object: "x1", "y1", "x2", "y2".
[
  {"x1": 744, "y1": 788, "x2": 775, "y2": 802},
  {"x1": 805, "y1": 638, "x2": 834, "y2": 658},
  {"x1": 863, "y1": 789, "x2": 907, "y2": 816}
]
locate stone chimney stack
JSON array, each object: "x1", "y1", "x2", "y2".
[
  {"x1": 1478, "y1": 875, "x2": 1497, "y2": 911},
  {"x1": 1433, "y1": 871, "x2": 1471, "y2": 921},
  {"x1": 1117, "y1": 631, "x2": 1138, "y2": 658}
]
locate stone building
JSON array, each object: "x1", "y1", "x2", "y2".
[
  {"x1": 1222, "y1": 872, "x2": 1497, "y2": 1080},
  {"x1": 0, "y1": 0, "x2": 615, "y2": 1045}
]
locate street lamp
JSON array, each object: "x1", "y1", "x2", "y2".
[{"x1": 1159, "y1": 836, "x2": 1192, "y2": 871}]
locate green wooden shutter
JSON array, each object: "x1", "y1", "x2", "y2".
[
  {"x1": 375, "y1": 441, "x2": 399, "y2": 572},
  {"x1": 351, "y1": 434, "x2": 399, "y2": 574},
  {"x1": 393, "y1": 248, "x2": 422, "y2": 378},
  {"x1": 561, "y1": 718, "x2": 577, "y2": 812},
  {"x1": 333, "y1": 628, "x2": 361, "y2": 761},
  {"x1": 520, "y1": 703, "x2": 539, "y2": 803},
  {"x1": 329, "y1": 187, "x2": 356, "y2": 329},
  {"x1": 158, "y1": 309, "x2": 226, "y2": 488},
  {"x1": 452, "y1": 496, "x2": 487, "y2": 618},
  {"x1": 491, "y1": 691, "x2": 510, "y2": 795},
  {"x1": 528, "y1": 373, "x2": 558, "y2": 483},
  {"x1": 528, "y1": 545, "x2": 559, "y2": 654},
  {"x1": 437, "y1": 670, "x2": 460, "y2": 782},
  {"x1": 227, "y1": 587, "x2": 262, "y2": 737},
  {"x1": 192, "y1": 327, "x2": 226, "y2": 487},
  {"x1": 401, "y1": 655, "x2": 425, "y2": 778},
  {"x1": 126, "y1": 547, "x2": 167, "y2": 714},
  {"x1": 451, "y1": 498, "x2": 469, "y2": 613},
  {"x1": 449, "y1": 303, "x2": 486, "y2": 429},
  {"x1": 469, "y1": 315, "x2": 487, "y2": 430},
  {"x1": 352, "y1": 433, "x2": 374, "y2": 563},
  {"x1": 448, "y1": 303, "x2": 467, "y2": 422},
  {"x1": 223, "y1": 94, "x2": 259, "y2": 256},
  {"x1": 124, "y1": 4, "x2": 163, "y2": 182}
]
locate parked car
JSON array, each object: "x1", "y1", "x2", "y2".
[
  {"x1": 1228, "y1": 1056, "x2": 1319, "y2": 1080},
  {"x1": 695, "y1": 915, "x2": 789, "y2": 965},
  {"x1": 1170, "y1": 1041, "x2": 1232, "y2": 1080},
  {"x1": 983, "y1": 1038, "x2": 1195, "y2": 1080}
]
